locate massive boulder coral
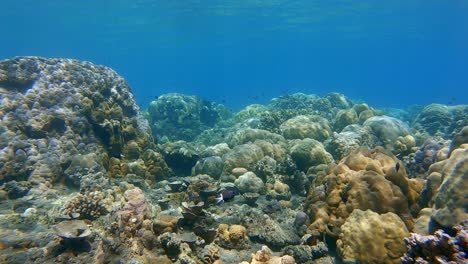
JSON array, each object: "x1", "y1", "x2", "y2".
[
  {"x1": 147, "y1": 93, "x2": 231, "y2": 142},
  {"x1": 0, "y1": 57, "x2": 167, "y2": 189},
  {"x1": 289, "y1": 138, "x2": 334, "y2": 171},
  {"x1": 325, "y1": 125, "x2": 373, "y2": 160},
  {"x1": 280, "y1": 115, "x2": 332, "y2": 141},
  {"x1": 412, "y1": 104, "x2": 468, "y2": 138},
  {"x1": 419, "y1": 144, "x2": 468, "y2": 229},
  {"x1": 305, "y1": 147, "x2": 424, "y2": 237},
  {"x1": 363, "y1": 115, "x2": 415, "y2": 154},
  {"x1": 336, "y1": 209, "x2": 410, "y2": 264}
]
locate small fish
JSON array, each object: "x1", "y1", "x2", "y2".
[
  {"x1": 215, "y1": 189, "x2": 237, "y2": 205},
  {"x1": 395, "y1": 162, "x2": 400, "y2": 172}
]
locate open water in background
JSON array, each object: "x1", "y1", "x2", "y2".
[{"x1": 1, "y1": 0, "x2": 467, "y2": 110}]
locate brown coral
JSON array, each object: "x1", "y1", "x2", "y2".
[
  {"x1": 305, "y1": 147, "x2": 424, "y2": 236},
  {"x1": 63, "y1": 191, "x2": 108, "y2": 220},
  {"x1": 336, "y1": 209, "x2": 409, "y2": 264},
  {"x1": 216, "y1": 224, "x2": 248, "y2": 249}
]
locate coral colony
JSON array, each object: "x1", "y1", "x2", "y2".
[{"x1": 0, "y1": 57, "x2": 466, "y2": 263}]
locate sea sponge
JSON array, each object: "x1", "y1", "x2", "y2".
[{"x1": 336, "y1": 209, "x2": 409, "y2": 264}]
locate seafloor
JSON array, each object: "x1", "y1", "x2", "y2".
[{"x1": 0, "y1": 57, "x2": 466, "y2": 264}]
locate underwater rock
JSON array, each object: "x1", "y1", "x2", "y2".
[
  {"x1": 336, "y1": 209, "x2": 409, "y2": 264},
  {"x1": 147, "y1": 93, "x2": 231, "y2": 142},
  {"x1": 290, "y1": 138, "x2": 334, "y2": 171},
  {"x1": 153, "y1": 215, "x2": 179, "y2": 235},
  {"x1": 280, "y1": 115, "x2": 332, "y2": 141}
]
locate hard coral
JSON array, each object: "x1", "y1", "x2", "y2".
[
  {"x1": 63, "y1": 191, "x2": 108, "y2": 220},
  {"x1": 305, "y1": 147, "x2": 424, "y2": 237},
  {"x1": 216, "y1": 224, "x2": 248, "y2": 249},
  {"x1": 337, "y1": 209, "x2": 409, "y2": 264},
  {"x1": 241, "y1": 245, "x2": 295, "y2": 264},
  {"x1": 401, "y1": 223, "x2": 468, "y2": 264}
]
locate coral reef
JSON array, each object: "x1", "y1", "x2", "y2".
[
  {"x1": 427, "y1": 144, "x2": 467, "y2": 228},
  {"x1": 401, "y1": 223, "x2": 468, "y2": 264},
  {"x1": 235, "y1": 172, "x2": 265, "y2": 194},
  {"x1": 240, "y1": 245, "x2": 295, "y2": 264},
  {"x1": 336, "y1": 209, "x2": 410, "y2": 264},
  {"x1": 363, "y1": 115, "x2": 414, "y2": 154},
  {"x1": 305, "y1": 147, "x2": 424, "y2": 236},
  {"x1": 280, "y1": 115, "x2": 332, "y2": 141},
  {"x1": 1, "y1": 56, "x2": 467, "y2": 264},
  {"x1": 147, "y1": 93, "x2": 231, "y2": 142},
  {"x1": 290, "y1": 138, "x2": 334, "y2": 171},
  {"x1": 216, "y1": 224, "x2": 249, "y2": 249},
  {"x1": 0, "y1": 56, "x2": 169, "y2": 192},
  {"x1": 62, "y1": 191, "x2": 108, "y2": 220}
]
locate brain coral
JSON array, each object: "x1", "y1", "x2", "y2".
[
  {"x1": 336, "y1": 209, "x2": 409, "y2": 264},
  {"x1": 305, "y1": 147, "x2": 423, "y2": 237}
]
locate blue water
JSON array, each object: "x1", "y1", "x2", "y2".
[{"x1": 1, "y1": 0, "x2": 467, "y2": 110}]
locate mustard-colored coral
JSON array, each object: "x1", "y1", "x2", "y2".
[
  {"x1": 337, "y1": 209, "x2": 409, "y2": 264},
  {"x1": 240, "y1": 245, "x2": 295, "y2": 264},
  {"x1": 216, "y1": 224, "x2": 248, "y2": 249},
  {"x1": 306, "y1": 147, "x2": 424, "y2": 236}
]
